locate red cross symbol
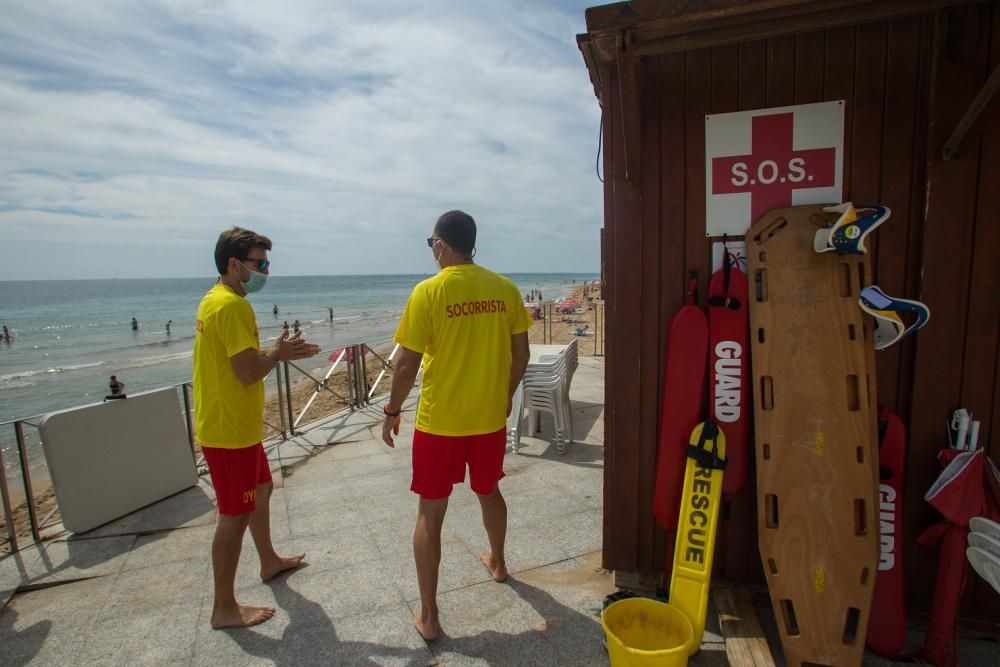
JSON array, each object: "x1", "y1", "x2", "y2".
[{"x1": 711, "y1": 112, "x2": 837, "y2": 223}]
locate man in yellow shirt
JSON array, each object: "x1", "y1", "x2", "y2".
[
  {"x1": 194, "y1": 227, "x2": 320, "y2": 629},
  {"x1": 382, "y1": 211, "x2": 530, "y2": 640}
]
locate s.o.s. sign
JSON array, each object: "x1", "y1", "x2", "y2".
[{"x1": 705, "y1": 101, "x2": 844, "y2": 237}]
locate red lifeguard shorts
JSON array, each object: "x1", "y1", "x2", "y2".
[
  {"x1": 201, "y1": 442, "x2": 273, "y2": 516},
  {"x1": 411, "y1": 428, "x2": 506, "y2": 500}
]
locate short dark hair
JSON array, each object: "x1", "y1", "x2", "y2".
[
  {"x1": 214, "y1": 227, "x2": 272, "y2": 275},
  {"x1": 433, "y1": 210, "x2": 476, "y2": 256}
]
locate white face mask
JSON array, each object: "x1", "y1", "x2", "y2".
[
  {"x1": 431, "y1": 240, "x2": 443, "y2": 269},
  {"x1": 238, "y1": 261, "x2": 268, "y2": 293}
]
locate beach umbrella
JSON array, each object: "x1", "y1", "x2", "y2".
[
  {"x1": 328, "y1": 344, "x2": 369, "y2": 363},
  {"x1": 917, "y1": 447, "x2": 1000, "y2": 666}
]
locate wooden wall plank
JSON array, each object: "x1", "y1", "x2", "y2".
[
  {"x1": 613, "y1": 56, "x2": 645, "y2": 572},
  {"x1": 654, "y1": 52, "x2": 689, "y2": 574},
  {"x1": 710, "y1": 43, "x2": 756, "y2": 583},
  {"x1": 606, "y1": 61, "x2": 647, "y2": 572},
  {"x1": 905, "y1": 6, "x2": 991, "y2": 611},
  {"x1": 824, "y1": 25, "x2": 857, "y2": 195},
  {"x1": 713, "y1": 45, "x2": 740, "y2": 112},
  {"x1": 794, "y1": 30, "x2": 826, "y2": 103},
  {"x1": 963, "y1": 3, "x2": 1000, "y2": 618},
  {"x1": 847, "y1": 22, "x2": 887, "y2": 209},
  {"x1": 685, "y1": 48, "x2": 714, "y2": 304},
  {"x1": 766, "y1": 35, "x2": 796, "y2": 107},
  {"x1": 739, "y1": 41, "x2": 767, "y2": 110},
  {"x1": 601, "y1": 62, "x2": 621, "y2": 570},
  {"x1": 733, "y1": 36, "x2": 769, "y2": 588},
  {"x1": 875, "y1": 16, "x2": 922, "y2": 417},
  {"x1": 637, "y1": 55, "x2": 661, "y2": 575}
]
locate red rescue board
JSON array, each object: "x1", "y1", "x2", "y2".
[
  {"x1": 708, "y1": 261, "x2": 750, "y2": 497},
  {"x1": 866, "y1": 406, "x2": 907, "y2": 658},
  {"x1": 653, "y1": 277, "x2": 709, "y2": 530}
]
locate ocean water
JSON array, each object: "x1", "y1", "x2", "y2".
[{"x1": 0, "y1": 272, "x2": 595, "y2": 427}]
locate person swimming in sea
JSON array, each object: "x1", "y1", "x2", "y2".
[
  {"x1": 131, "y1": 317, "x2": 139, "y2": 331},
  {"x1": 106, "y1": 375, "x2": 126, "y2": 400}
]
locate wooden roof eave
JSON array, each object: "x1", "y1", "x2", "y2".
[
  {"x1": 576, "y1": 34, "x2": 605, "y2": 104},
  {"x1": 576, "y1": 0, "x2": 992, "y2": 184},
  {"x1": 582, "y1": 0, "x2": 989, "y2": 62}
]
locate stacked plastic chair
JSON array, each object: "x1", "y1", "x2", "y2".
[{"x1": 509, "y1": 340, "x2": 578, "y2": 454}]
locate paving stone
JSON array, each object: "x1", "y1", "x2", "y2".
[
  {"x1": 291, "y1": 529, "x2": 382, "y2": 576},
  {"x1": 287, "y1": 498, "x2": 367, "y2": 539},
  {"x1": 282, "y1": 558, "x2": 407, "y2": 621},
  {"x1": 4, "y1": 574, "x2": 115, "y2": 629},
  {"x1": 344, "y1": 467, "x2": 413, "y2": 501},
  {"x1": 84, "y1": 595, "x2": 201, "y2": 665},
  {"x1": 124, "y1": 524, "x2": 216, "y2": 572},
  {"x1": 133, "y1": 483, "x2": 218, "y2": 532},
  {"x1": 282, "y1": 478, "x2": 356, "y2": 512},
  {"x1": 100, "y1": 557, "x2": 212, "y2": 620},
  {"x1": 424, "y1": 576, "x2": 579, "y2": 667},
  {"x1": 20, "y1": 534, "x2": 135, "y2": 586}
]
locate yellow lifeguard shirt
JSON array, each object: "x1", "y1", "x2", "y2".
[
  {"x1": 193, "y1": 283, "x2": 264, "y2": 449},
  {"x1": 394, "y1": 264, "x2": 531, "y2": 436}
]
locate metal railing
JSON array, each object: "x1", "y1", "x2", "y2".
[
  {"x1": 0, "y1": 335, "x2": 397, "y2": 553},
  {"x1": 0, "y1": 414, "x2": 46, "y2": 552},
  {"x1": 279, "y1": 338, "x2": 398, "y2": 436}
]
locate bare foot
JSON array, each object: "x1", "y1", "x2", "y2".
[
  {"x1": 480, "y1": 552, "x2": 509, "y2": 582},
  {"x1": 211, "y1": 604, "x2": 275, "y2": 629},
  {"x1": 260, "y1": 553, "x2": 306, "y2": 582},
  {"x1": 413, "y1": 612, "x2": 441, "y2": 641}
]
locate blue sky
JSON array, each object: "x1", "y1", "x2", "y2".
[{"x1": 0, "y1": 1, "x2": 605, "y2": 280}]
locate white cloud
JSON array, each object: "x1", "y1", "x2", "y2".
[{"x1": 0, "y1": 0, "x2": 603, "y2": 279}]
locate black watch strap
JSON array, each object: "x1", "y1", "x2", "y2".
[{"x1": 383, "y1": 405, "x2": 401, "y2": 417}]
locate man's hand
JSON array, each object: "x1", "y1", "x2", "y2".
[
  {"x1": 273, "y1": 330, "x2": 320, "y2": 361},
  {"x1": 382, "y1": 414, "x2": 401, "y2": 447}
]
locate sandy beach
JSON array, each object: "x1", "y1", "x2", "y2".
[{"x1": 1, "y1": 280, "x2": 603, "y2": 545}]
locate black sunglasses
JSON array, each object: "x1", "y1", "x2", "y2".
[
  {"x1": 426, "y1": 237, "x2": 438, "y2": 248},
  {"x1": 240, "y1": 257, "x2": 270, "y2": 271}
]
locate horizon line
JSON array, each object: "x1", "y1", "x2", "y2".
[{"x1": 0, "y1": 270, "x2": 601, "y2": 283}]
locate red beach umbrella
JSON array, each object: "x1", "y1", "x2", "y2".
[{"x1": 328, "y1": 344, "x2": 370, "y2": 363}]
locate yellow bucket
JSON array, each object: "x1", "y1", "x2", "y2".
[{"x1": 601, "y1": 598, "x2": 694, "y2": 667}]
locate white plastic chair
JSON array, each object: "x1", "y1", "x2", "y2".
[
  {"x1": 522, "y1": 373, "x2": 571, "y2": 454},
  {"x1": 507, "y1": 383, "x2": 525, "y2": 453}
]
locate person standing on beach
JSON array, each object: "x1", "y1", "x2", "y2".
[
  {"x1": 381, "y1": 210, "x2": 530, "y2": 641},
  {"x1": 194, "y1": 227, "x2": 320, "y2": 629}
]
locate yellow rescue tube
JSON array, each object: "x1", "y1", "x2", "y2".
[{"x1": 669, "y1": 420, "x2": 727, "y2": 656}]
